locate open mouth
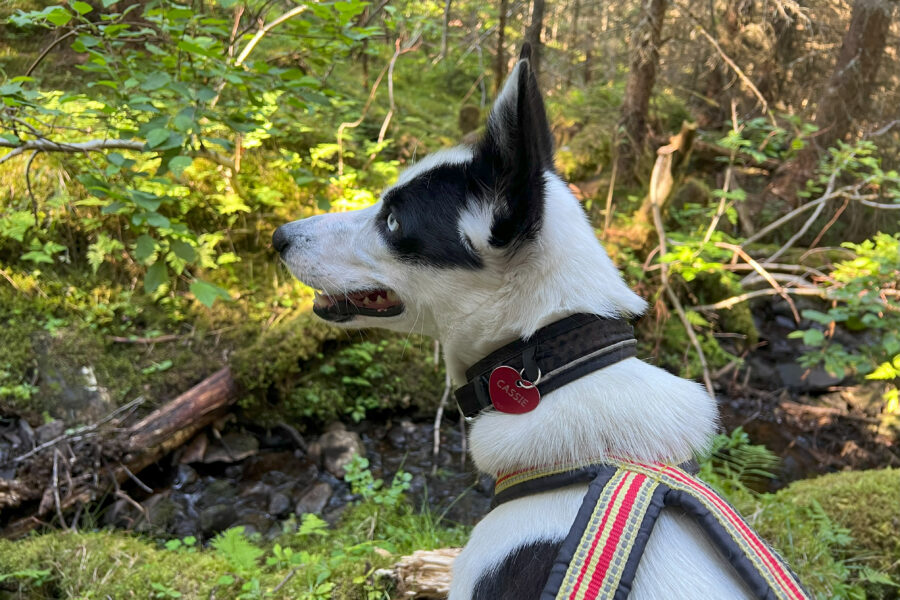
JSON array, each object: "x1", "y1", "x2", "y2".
[{"x1": 312, "y1": 288, "x2": 405, "y2": 322}]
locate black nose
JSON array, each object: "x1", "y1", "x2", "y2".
[{"x1": 272, "y1": 226, "x2": 290, "y2": 253}]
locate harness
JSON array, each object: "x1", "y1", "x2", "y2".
[
  {"x1": 494, "y1": 458, "x2": 811, "y2": 600},
  {"x1": 454, "y1": 313, "x2": 811, "y2": 600}
]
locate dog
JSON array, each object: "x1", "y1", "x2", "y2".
[{"x1": 273, "y1": 47, "x2": 780, "y2": 600}]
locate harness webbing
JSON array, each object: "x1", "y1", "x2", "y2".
[{"x1": 493, "y1": 459, "x2": 811, "y2": 600}]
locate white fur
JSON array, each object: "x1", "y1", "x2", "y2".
[
  {"x1": 392, "y1": 146, "x2": 474, "y2": 190},
  {"x1": 278, "y1": 86, "x2": 760, "y2": 598}
]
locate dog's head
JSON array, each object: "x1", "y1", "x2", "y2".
[{"x1": 273, "y1": 45, "x2": 645, "y2": 368}]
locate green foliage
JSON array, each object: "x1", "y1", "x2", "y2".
[
  {"x1": 0, "y1": 0, "x2": 379, "y2": 305},
  {"x1": 790, "y1": 233, "x2": 900, "y2": 416},
  {"x1": 698, "y1": 429, "x2": 899, "y2": 599}
]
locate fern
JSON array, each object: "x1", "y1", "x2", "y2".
[
  {"x1": 211, "y1": 527, "x2": 263, "y2": 576},
  {"x1": 698, "y1": 427, "x2": 780, "y2": 495}
]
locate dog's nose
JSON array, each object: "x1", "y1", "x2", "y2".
[{"x1": 272, "y1": 225, "x2": 290, "y2": 253}]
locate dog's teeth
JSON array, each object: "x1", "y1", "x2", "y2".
[{"x1": 386, "y1": 291, "x2": 399, "y2": 303}]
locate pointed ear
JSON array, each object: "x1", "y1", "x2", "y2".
[{"x1": 476, "y1": 49, "x2": 554, "y2": 248}]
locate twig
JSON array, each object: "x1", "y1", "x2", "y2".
[
  {"x1": 109, "y1": 334, "x2": 180, "y2": 344},
  {"x1": 648, "y1": 153, "x2": 715, "y2": 399},
  {"x1": 25, "y1": 150, "x2": 39, "y2": 220},
  {"x1": 234, "y1": 5, "x2": 309, "y2": 68},
  {"x1": 432, "y1": 371, "x2": 452, "y2": 476},
  {"x1": 603, "y1": 159, "x2": 618, "y2": 236},
  {"x1": 701, "y1": 100, "x2": 739, "y2": 246},
  {"x1": 740, "y1": 180, "x2": 876, "y2": 247},
  {"x1": 691, "y1": 287, "x2": 828, "y2": 311},
  {"x1": 26, "y1": 30, "x2": 78, "y2": 77},
  {"x1": 371, "y1": 35, "x2": 423, "y2": 158},
  {"x1": 715, "y1": 242, "x2": 800, "y2": 323},
  {"x1": 272, "y1": 567, "x2": 302, "y2": 593},
  {"x1": 337, "y1": 62, "x2": 390, "y2": 176},
  {"x1": 14, "y1": 396, "x2": 146, "y2": 463},
  {"x1": 119, "y1": 463, "x2": 154, "y2": 494},
  {"x1": 52, "y1": 450, "x2": 68, "y2": 530},
  {"x1": 807, "y1": 197, "x2": 849, "y2": 250}
]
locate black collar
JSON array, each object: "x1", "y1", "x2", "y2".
[{"x1": 454, "y1": 314, "x2": 638, "y2": 419}]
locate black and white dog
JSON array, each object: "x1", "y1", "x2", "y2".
[{"x1": 273, "y1": 49, "x2": 758, "y2": 599}]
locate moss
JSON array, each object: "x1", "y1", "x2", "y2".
[
  {"x1": 731, "y1": 469, "x2": 900, "y2": 599},
  {"x1": 234, "y1": 312, "x2": 444, "y2": 427},
  {"x1": 0, "y1": 531, "x2": 251, "y2": 599},
  {"x1": 772, "y1": 469, "x2": 900, "y2": 575}
]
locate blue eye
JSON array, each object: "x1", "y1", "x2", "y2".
[{"x1": 386, "y1": 212, "x2": 400, "y2": 232}]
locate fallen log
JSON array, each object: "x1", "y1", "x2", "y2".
[{"x1": 1, "y1": 367, "x2": 238, "y2": 539}]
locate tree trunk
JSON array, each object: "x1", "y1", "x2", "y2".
[
  {"x1": 439, "y1": 0, "x2": 452, "y2": 62},
  {"x1": 524, "y1": 0, "x2": 546, "y2": 76},
  {"x1": 494, "y1": 0, "x2": 508, "y2": 94},
  {"x1": 808, "y1": 0, "x2": 893, "y2": 154},
  {"x1": 565, "y1": 0, "x2": 580, "y2": 86},
  {"x1": 616, "y1": 0, "x2": 668, "y2": 181},
  {"x1": 770, "y1": 0, "x2": 894, "y2": 205}
]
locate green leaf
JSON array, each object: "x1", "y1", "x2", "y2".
[
  {"x1": 20, "y1": 251, "x2": 54, "y2": 264},
  {"x1": 72, "y1": 1, "x2": 93, "y2": 14},
  {"x1": 46, "y1": 8, "x2": 72, "y2": 26},
  {"x1": 144, "y1": 262, "x2": 168, "y2": 293},
  {"x1": 168, "y1": 155, "x2": 192, "y2": 175},
  {"x1": 801, "y1": 329, "x2": 825, "y2": 347},
  {"x1": 140, "y1": 72, "x2": 171, "y2": 91},
  {"x1": 134, "y1": 235, "x2": 156, "y2": 263},
  {"x1": 171, "y1": 239, "x2": 196, "y2": 262},
  {"x1": 190, "y1": 279, "x2": 230, "y2": 307},
  {"x1": 146, "y1": 128, "x2": 170, "y2": 148}
]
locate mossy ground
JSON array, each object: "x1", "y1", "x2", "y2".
[
  {"x1": 0, "y1": 498, "x2": 468, "y2": 599},
  {"x1": 0, "y1": 469, "x2": 894, "y2": 599}
]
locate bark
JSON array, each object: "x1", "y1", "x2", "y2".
[
  {"x1": 565, "y1": 0, "x2": 580, "y2": 86},
  {"x1": 771, "y1": 0, "x2": 894, "y2": 204},
  {"x1": 524, "y1": 0, "x2": 546, "y2": 76},
  {"x1": 438, "y1": 0, "x2": 452, "y2": 62},
  {"x1": 1, "y1": 368, "x2": 238, "y2": 539},
  {"x1": 494, "y1": 0, "x2": 508, "y2": 94},
  {"x1": 808, "y1": 0, "x2": 893, "y2": 154},
  {"x1": 616, "y1": 0, "x2": 668, "y2": 181}
]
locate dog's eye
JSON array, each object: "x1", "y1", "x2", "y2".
[{"x1": 386, "y1": 212, "x2": 400, "y2": 233}]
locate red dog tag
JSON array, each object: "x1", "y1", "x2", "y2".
[{"x1": 488, "y1": 365, "x2": 541, "y2": 414}]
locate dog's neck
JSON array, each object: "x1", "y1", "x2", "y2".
[{"x1": 439, "y1": 175, "x2": 718, "y2": 477}]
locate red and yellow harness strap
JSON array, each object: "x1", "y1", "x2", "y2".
[{"x1": 493, "y1": 459, "x2": 811, "y2": 600}]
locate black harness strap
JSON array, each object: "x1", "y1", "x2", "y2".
[{"x1": 454, "y1": 314, "x2": 637, "y2": 419}]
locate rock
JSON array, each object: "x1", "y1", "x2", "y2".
[
  {"x1": 198, "y1": 479, "x2": 237, "y2": 508},
  {"x1": 137, "y1": 493, "x2": 179, "y2": 532},
  {"x1": 202, "y1": 431, "x2": 259, "y2": 463},
  {"x1": 200, "y1": 504, "x2": 238, "y2": 535},
  {"x1": 243, "y1": 452, "x2": 318, "y2": 483},
  {"x1": 34, "y1": 420, "x2": 64, "y2": 444},
  {"x1": 775, "y1": 362, "x2": 843, "y2": 392},
  {"x1": 38, "y1": 358, "x2": 113, "y2": 423},
  {"x1": 268, "y1": 492, "x2": 291, "y2": 517},
  {"x1": 296, "y1": 482, "x2": 332, "y2": 515},
  {"x1": 315, "y1": 423, "x2": 365, "y2": 477},
  {"x1": 386, "y1": 419, "x2": 418, "y2": 450},
  {"x1": 173, "y1": 464, "x2": 198, "y2": 490},
  {"x1": 180, "y1": 433, "x2": 208, "y2": 464}
]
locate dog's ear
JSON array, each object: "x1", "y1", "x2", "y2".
[{"x1": 476, "y1": 43, "x2": 554, "y2": 248}]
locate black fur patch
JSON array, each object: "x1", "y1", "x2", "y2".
[
  {"x1": 378, "y1": 162, "x2": 484, "y2": 269},
  {"x1": 375, "y1": 54, "x2": 556, "y2": 268},
  {"x1": 472, "y1": 540, "x2": 562, "y2": 600}
]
